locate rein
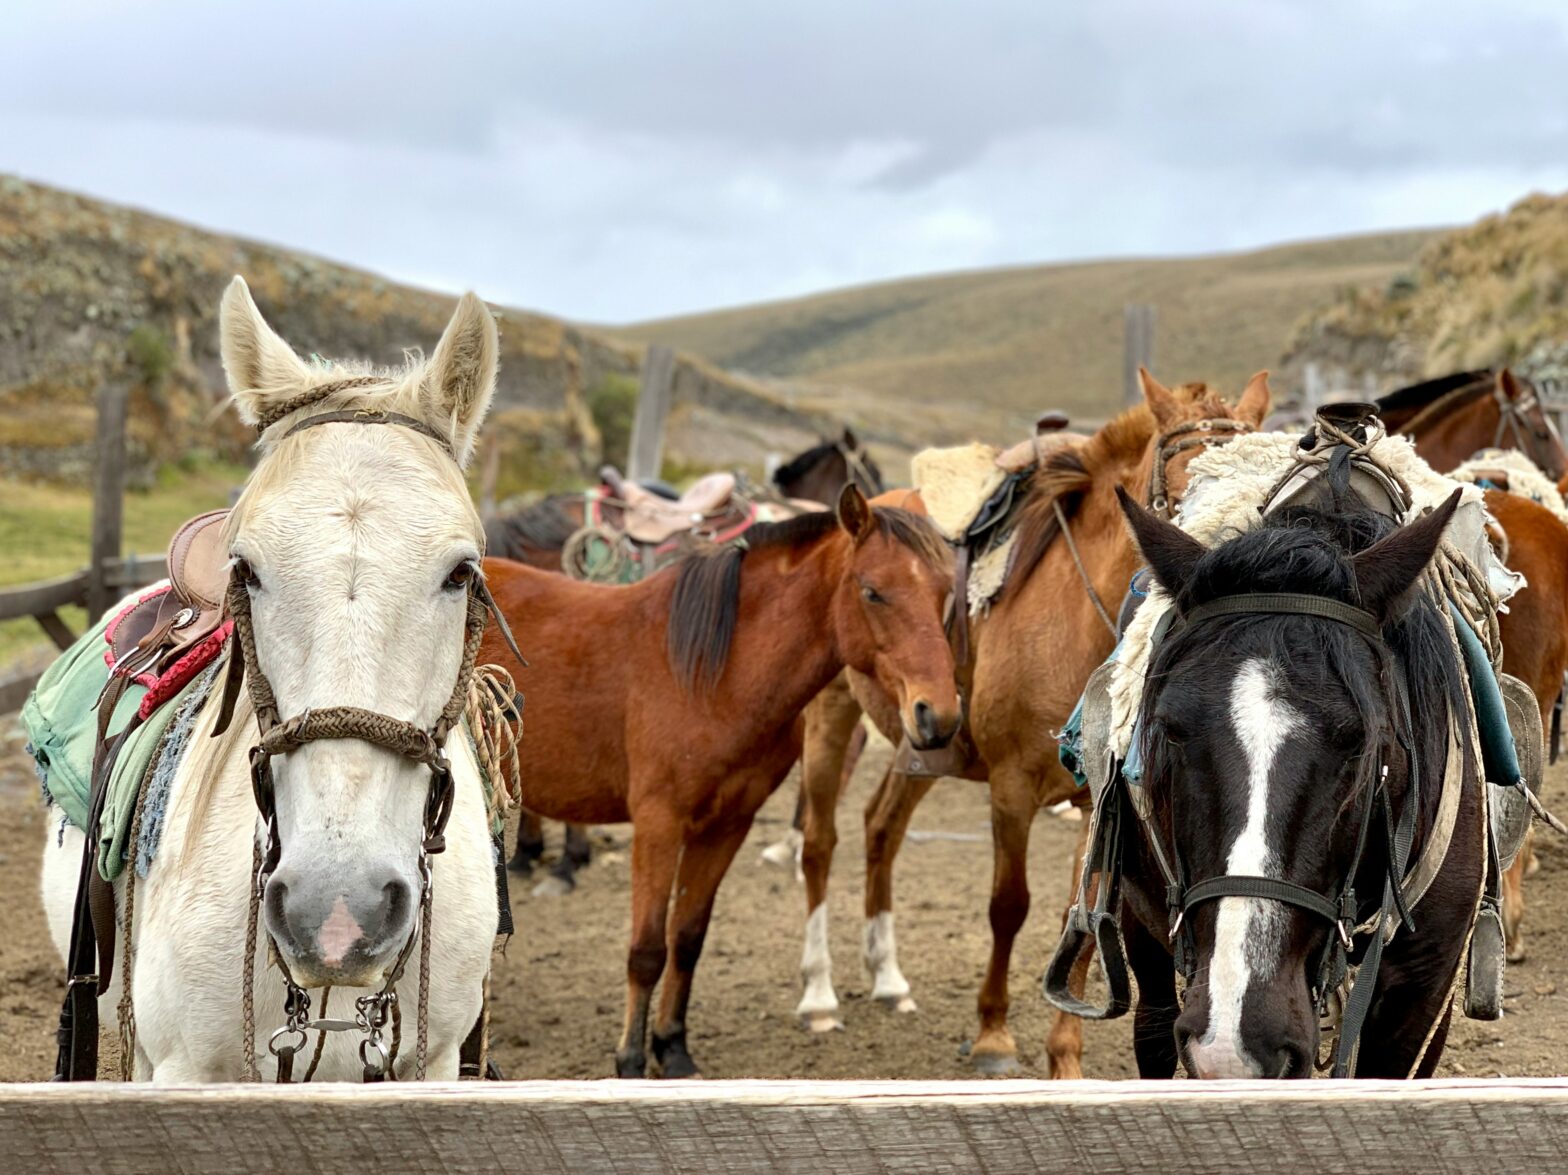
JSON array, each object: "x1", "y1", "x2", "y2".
[
  {"x1": 217, "y1": 392, "x2": 525, "y2": 1082},
  {"x1": 835, "y1": 440, "x2": 884, "y2": 498}
]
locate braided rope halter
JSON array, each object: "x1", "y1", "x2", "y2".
[{"x1": 217, "y1": 380, "x2": 522, "y2": 1081}]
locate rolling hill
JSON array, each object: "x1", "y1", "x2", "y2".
[{"x1": 619, "y1": 230, "x2": 1440, "y2": 445}]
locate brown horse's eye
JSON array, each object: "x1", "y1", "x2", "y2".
[
  {"x1": 861, "y1": 583, "x2": 887, "y2": 605},
  {"x1": 445, "y1": 561, "x2": 476, "y2": 591}
]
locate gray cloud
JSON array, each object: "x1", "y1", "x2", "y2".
[{"x1": 2, "y1": 1, "x2": 1567, "y2": 320}]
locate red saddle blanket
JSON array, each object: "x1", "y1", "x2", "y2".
[{"x1": 104, "y1": 586, "x2": 234, "y2": 721}]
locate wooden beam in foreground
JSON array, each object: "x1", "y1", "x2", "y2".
[{"x1": 4, "y1": 1078, "x2": 1568, "y2": 1174}]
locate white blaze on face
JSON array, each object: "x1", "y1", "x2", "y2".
[{"x1": 1189, "y1": 658, "x2": 1301, "y2": 1079}]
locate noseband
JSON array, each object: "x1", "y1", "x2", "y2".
[
  {"x1": 215, "y1": 383, "x2": 524, "y2": 1081},
  {"x1": 1492, "y1": 380, "x2": 1563, "y2": 471}
]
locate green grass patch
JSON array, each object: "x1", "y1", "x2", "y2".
[{"x1": 0, "y1": 458, "x2": 247, "y2": 666}]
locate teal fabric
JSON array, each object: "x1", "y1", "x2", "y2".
[
  {"x1": 1058, "y1": 636, "x2": 1124, "y2": 789},
  {"x1": 21, "y1": 608, "x2": 215, "y2": 881},
  {"x1": 1450, "y1": 601, "x2": 1523, "y2": 788}
]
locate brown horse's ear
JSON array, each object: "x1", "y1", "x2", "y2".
[
  {"x1": 1116, "y1": 486, "x2": 1205, "y2": 599},
  {"x1": 1139, "y1": 368, "x2": 1180, "y2": 428},
  {"x1": 1351, "y1": 489, "x2": 1461, "y2": 621},
  {"x1": 837, "y1": 483, "x2": 875, "y2": 542},
  {"x1": 1236, "y1": 371, "x2": 1271, "y2": 427},
  {"x1": 1497, "y1": 368, "x2": 1523, "y2": 402},
  {"x1": 842, "y1": 426, "x2": 858, "y2": 450}
]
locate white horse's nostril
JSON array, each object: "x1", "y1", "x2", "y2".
[{"x1": 317, "y1": 896, "x2": 364, "y2": 968}]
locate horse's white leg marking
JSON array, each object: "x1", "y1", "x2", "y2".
[
  {"x1": 1189, "y1": 658, "x2": 1299, "y2": 1079},
  {"x1": 796, "y1": 902, "x2": 843, "y2": 1031},
  {"x1": 864, "y1": 912, "x2": 917, "y2": 1012}
]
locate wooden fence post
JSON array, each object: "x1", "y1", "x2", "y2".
[
  {"x1": 1123, "y1": 304, "x2": 1155, "y2": 406},
  {"x1": 627, "y1": 344, "x2": 676, "y2": 483},
  {"x1": 87, "y1": 383, "x2": 128, "y2": 622}
]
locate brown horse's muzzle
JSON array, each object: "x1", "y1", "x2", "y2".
[{"x1": 907, "y1": 697, "x2": 960, "y2": 750}]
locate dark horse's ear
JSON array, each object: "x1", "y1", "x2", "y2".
[
  {"x1": 837, "y1": 483, "x2": 875, "y2": 542},
  {"x1": 842, "y1": 426, "x2": 858, "y2": 450},
  {"x1": 1116, "y1": 486, "x2": 1206, "y2": 600},
  {"x1": 1352, "y1": 489, "x2": 1462, "y2": 621},
  {"x1": 1497, "y1": 368, "x2": 1523, "y2": 403}
]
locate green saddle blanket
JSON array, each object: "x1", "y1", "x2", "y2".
[{"x1": 22, "y1": 609, "x2": 217, "y2": 883}]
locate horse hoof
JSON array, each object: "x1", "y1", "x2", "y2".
[
  {"x1": 970, "y1": 1051, "x2": 1022, "y2": 1076},
  {"x1": 1048, "y1": 1058, "x2": 1084, "y2": 1080},
  {"x1": 1509, "y1": 942, "x2": 1528, "y2": 964},
  {"x1": 875, "y1": 994, "x2": 918, "y2": 1014},
  {"x1": 800, "y1": 1012, "x2": 845, "y2": 1034},
  {"x1": 614, "y1": 1051, "x2": 647, "y2": 1079},
  {"x1": 506, "y1": 854, "x2": 536, "y2": 876},
  {"x1": 657, "y1": 1053, "x2": 701, "y2": 1079},
  {"x1": 531, "y1": 874, "x2": 575, "y2": 898}
]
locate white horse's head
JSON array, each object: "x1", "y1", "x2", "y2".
[{"x1": 219, "y1": 276, "x2": 496, "y2": 988}]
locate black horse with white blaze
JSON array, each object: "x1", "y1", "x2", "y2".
[{"x1": 1115, "y1": 480, "x2": 1484, "y2": 1079}]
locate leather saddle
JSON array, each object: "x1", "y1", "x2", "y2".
[
  {"x1": 111, "y1": 510, "x2": 232, "y2": 679},
  {"x1": 995, "y1": 411, "x2": 1080, "y2": 474},
  {"x1": 600, "y1": 466, "x2": 741, "y2": 543}
]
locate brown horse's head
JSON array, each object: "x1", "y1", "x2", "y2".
[
  {"x1": 832, "y1": 485, "x2": 960, "y2": 749},
  {"x1": 1495, "y1": 369, "x2": 1568, "y2": 481},
  {"x1": 1140, "y1": 368, "x2": 1272, "y2": 517}
]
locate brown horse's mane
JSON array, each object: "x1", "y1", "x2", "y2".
[
  {"x1": 667, "y1": 507, "x2": 947, "y2": 691},
  {"x1": 1001, "y1": 384, "x2": 1236, "y2": 601},
  {"x1": 1377, "y1": 370, "x2": 1492, "y2": 424}
]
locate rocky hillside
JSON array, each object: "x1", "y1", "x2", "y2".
[
  {"x1": 0, "y1": 177, "x2": 831, "y2": 496},
  {"x1": 1283, "y1": 192, "x2": 1568, "y2": 393}
]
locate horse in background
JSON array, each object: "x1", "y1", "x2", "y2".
[
  {"x1": 1378, "y1": 368, "x2": 1568, "y2": 481},
  {"x1": 772, "y1": 428, "x2": 885, "y2": 502},
  {"x1": 789, "y1": 373, "x2": 1269, "y2": 1077},
  {"x1": 478, "y1": 486, "x2": 958, "y2": 1077},
  {"x1": 485, "y1": 433, "x2": 879, "y2": 894}
]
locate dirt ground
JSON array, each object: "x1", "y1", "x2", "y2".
[{"x1": 4, "y1": 717, "x2": 1568, "y2": 1082}]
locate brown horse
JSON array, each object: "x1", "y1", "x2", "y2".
[
  {"x1": 1481, "y1": 491, "x2": 1568, "y2": 960},
  {"x1": 772, "y1": 428, "x2": 885, "y2": 502},
  {"x1": 1378, "y1": 368, "x2": 1568, "y2": 480},
  {"x1": 479, "y1": 486, "x2": 959, "y2": 1077},
  {"x1": 792, "y1": 373, "x2": 1270, "y2": 1075}
]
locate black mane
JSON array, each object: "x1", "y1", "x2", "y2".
[
  {"x1": 771, "y1": 441, "x2": 841, "y2": 488},
  {"x1": 1376, "y1": 370, "x2": 1491, "y2": 418},
  {"x1": 484, "y1": 494, "x2": 581, "y2": 560}
]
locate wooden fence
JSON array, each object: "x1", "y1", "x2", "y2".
[
  {"x1": 4, "y1": 1078, "x2": 1568, "y2": 1172},
  {"x1": 0, "y1": 385, "x2": 168, "y2": 715}
]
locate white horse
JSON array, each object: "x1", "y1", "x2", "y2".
[{"x1": 41, "y1": 276, "x2": 501, "y2": 1081}]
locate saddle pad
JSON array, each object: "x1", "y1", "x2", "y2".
[
  {"x1": 1452, "y1": 449, "x2": 1568, "y2": 525},
  {"x1": 23, "y1": 589, "x2": 227, "y2": 881},
  {"x1": 912, "y1": 443, "x2": 1007, "y2": 542}
]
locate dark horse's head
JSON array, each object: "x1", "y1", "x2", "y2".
[
  {"x1": 773, "y1": 428, "x2": 885, "y2": 504},
  {"x1": 1119, "y1": 479, "x2": 1467, "y2": 1078}
]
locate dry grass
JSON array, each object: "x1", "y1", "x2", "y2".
[{"x1": 617, "y1": 230, "x2": 1437, "y2": 443}]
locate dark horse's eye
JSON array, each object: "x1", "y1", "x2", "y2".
[
  {"x1": 233, "y1": 557, "x2": 260, "y2": 591},
  {"x1": 861, "y1": 583, "x2": 887, "y2": 605},
  {"x1": 445, "y1": 561, "x2": 476, "y2": 591}
]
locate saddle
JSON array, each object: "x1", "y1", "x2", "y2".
[
  {"x1": 600, "y1": 466, "x2": 740, "y2": 543},
  {"x1": 56, "y1": 507, "x2": 234, "y2": 1081}
]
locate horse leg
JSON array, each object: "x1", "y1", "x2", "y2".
[
  {"x1": 970, "y1": 766, "x2": 1038, "y2": 1075},
  {"x1": 759, "y1": 782, "x2": 806, "y2": 872},
  {"x1": 534, "y1": 823, "x2": 593, "y2": 897},
  {"x1": 509, "y1": 808, "x2": 545, "y2": 875},
  {"x1": 1124, "y1": 913, "x2": 1179, "y2": 1078},
  {"x1": 615, "y1": 810, "x2": 681, "y2": 1078},
  {"x1": 1045, "y1": 811, "x2": 1094, "y2": 1079},
  {"x1": 1503, "y1": 848, "x2": 1527, "y2": 962},
  {"x1": 795, "y1": 684, "x2": 862, "y2": 1032},
  {"x1": 862, "y1": 765, "x2": 937, "y2": 1014},
  {"x1": 652, "y1": 818, "x2": 754, "y2": 1078}
]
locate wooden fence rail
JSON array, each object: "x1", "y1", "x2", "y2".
[{"x1": 4, "y1": 1078, "x2": 1568, "y2": 1173}]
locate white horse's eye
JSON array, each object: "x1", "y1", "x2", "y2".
[
  {"x1": 234, "y1": 558, "x2": 261, "y2": 591},
  {"x1": 444, "y1": 561, "x2": 476, "y2": 591}
]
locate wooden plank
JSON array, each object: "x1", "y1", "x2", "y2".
[
  {"x1": 0, "y1": 571, "x2": 88, "y2": 622},
  {"x1": 1122, "y1": 303, "x2": 1155, "y2": 407},
  {"x1": 0, "y1": 669, "x2": 44, "y2": 715},
  {"x1": 87, "y1": 383, "x2": 129, "y2": 622},
  {"x1": 6, "y1": 1079, "x2": 1568, "y2": 1173},
  {"x1": 102, "y1": 556, "x2": 167, "y2": 592},
  {"x1": 627, "y1": 343, "x2": 676, "y2": 482},
  {"x1": 32, "y1": 611, "x2": 76, "y2": 652}
]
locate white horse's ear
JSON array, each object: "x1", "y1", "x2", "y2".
[
  {"x1": 220, "y1": 276, "x2": 310, "y2": 426},
  {"x1": 423, "y1": 292, "x2": 498, "y2": 466}
]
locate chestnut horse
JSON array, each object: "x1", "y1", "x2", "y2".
[
  {"x1": 792, "y1": 373, "x2": 1270, "y2": 1076},
  {"x1": 1378, "y1": 368, "x2": 1568, "y2": 481},
  {"x1": 479, "y1": 486, "x2": 959, "y2": 1077}
]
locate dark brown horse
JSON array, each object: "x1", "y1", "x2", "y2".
[
  {"x1": 479, "y1": 486, "x2": 959, "y2": 1077},
  {"x1": 1378, "y1": 369, "x2": 1568, "y2": 480},
  {"x1": 772, "y1": 428, "x2": 885, "y2": 502},
  {"x1": 791, "y1": 373, "x2": 1270, "y2": 1075}
]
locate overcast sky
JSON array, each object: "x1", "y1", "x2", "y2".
[{"x1": 4, "y1": 1, "x2": 1568, "y2": 323}]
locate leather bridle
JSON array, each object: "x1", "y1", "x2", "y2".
[
  {"x1": 1491, "y1": 379, "x2": 1566, "y2": 476},
  {"x1": 215, "y1": 384, "x2": 524, "y2": 1081},
  {"x1": 1147, "y1": 418, "x2": 1255, "y2": 518}
]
